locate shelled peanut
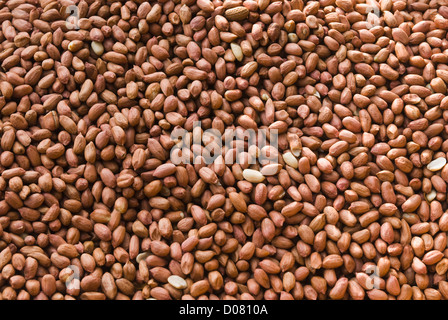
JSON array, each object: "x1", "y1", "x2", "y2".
[{"x1": 0, "y1": 0, "x2": 448, "y2": 301}]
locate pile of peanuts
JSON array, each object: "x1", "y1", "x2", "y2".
[{"x1": 1, "y1": 0, "x2": 448, "y2": 300}]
